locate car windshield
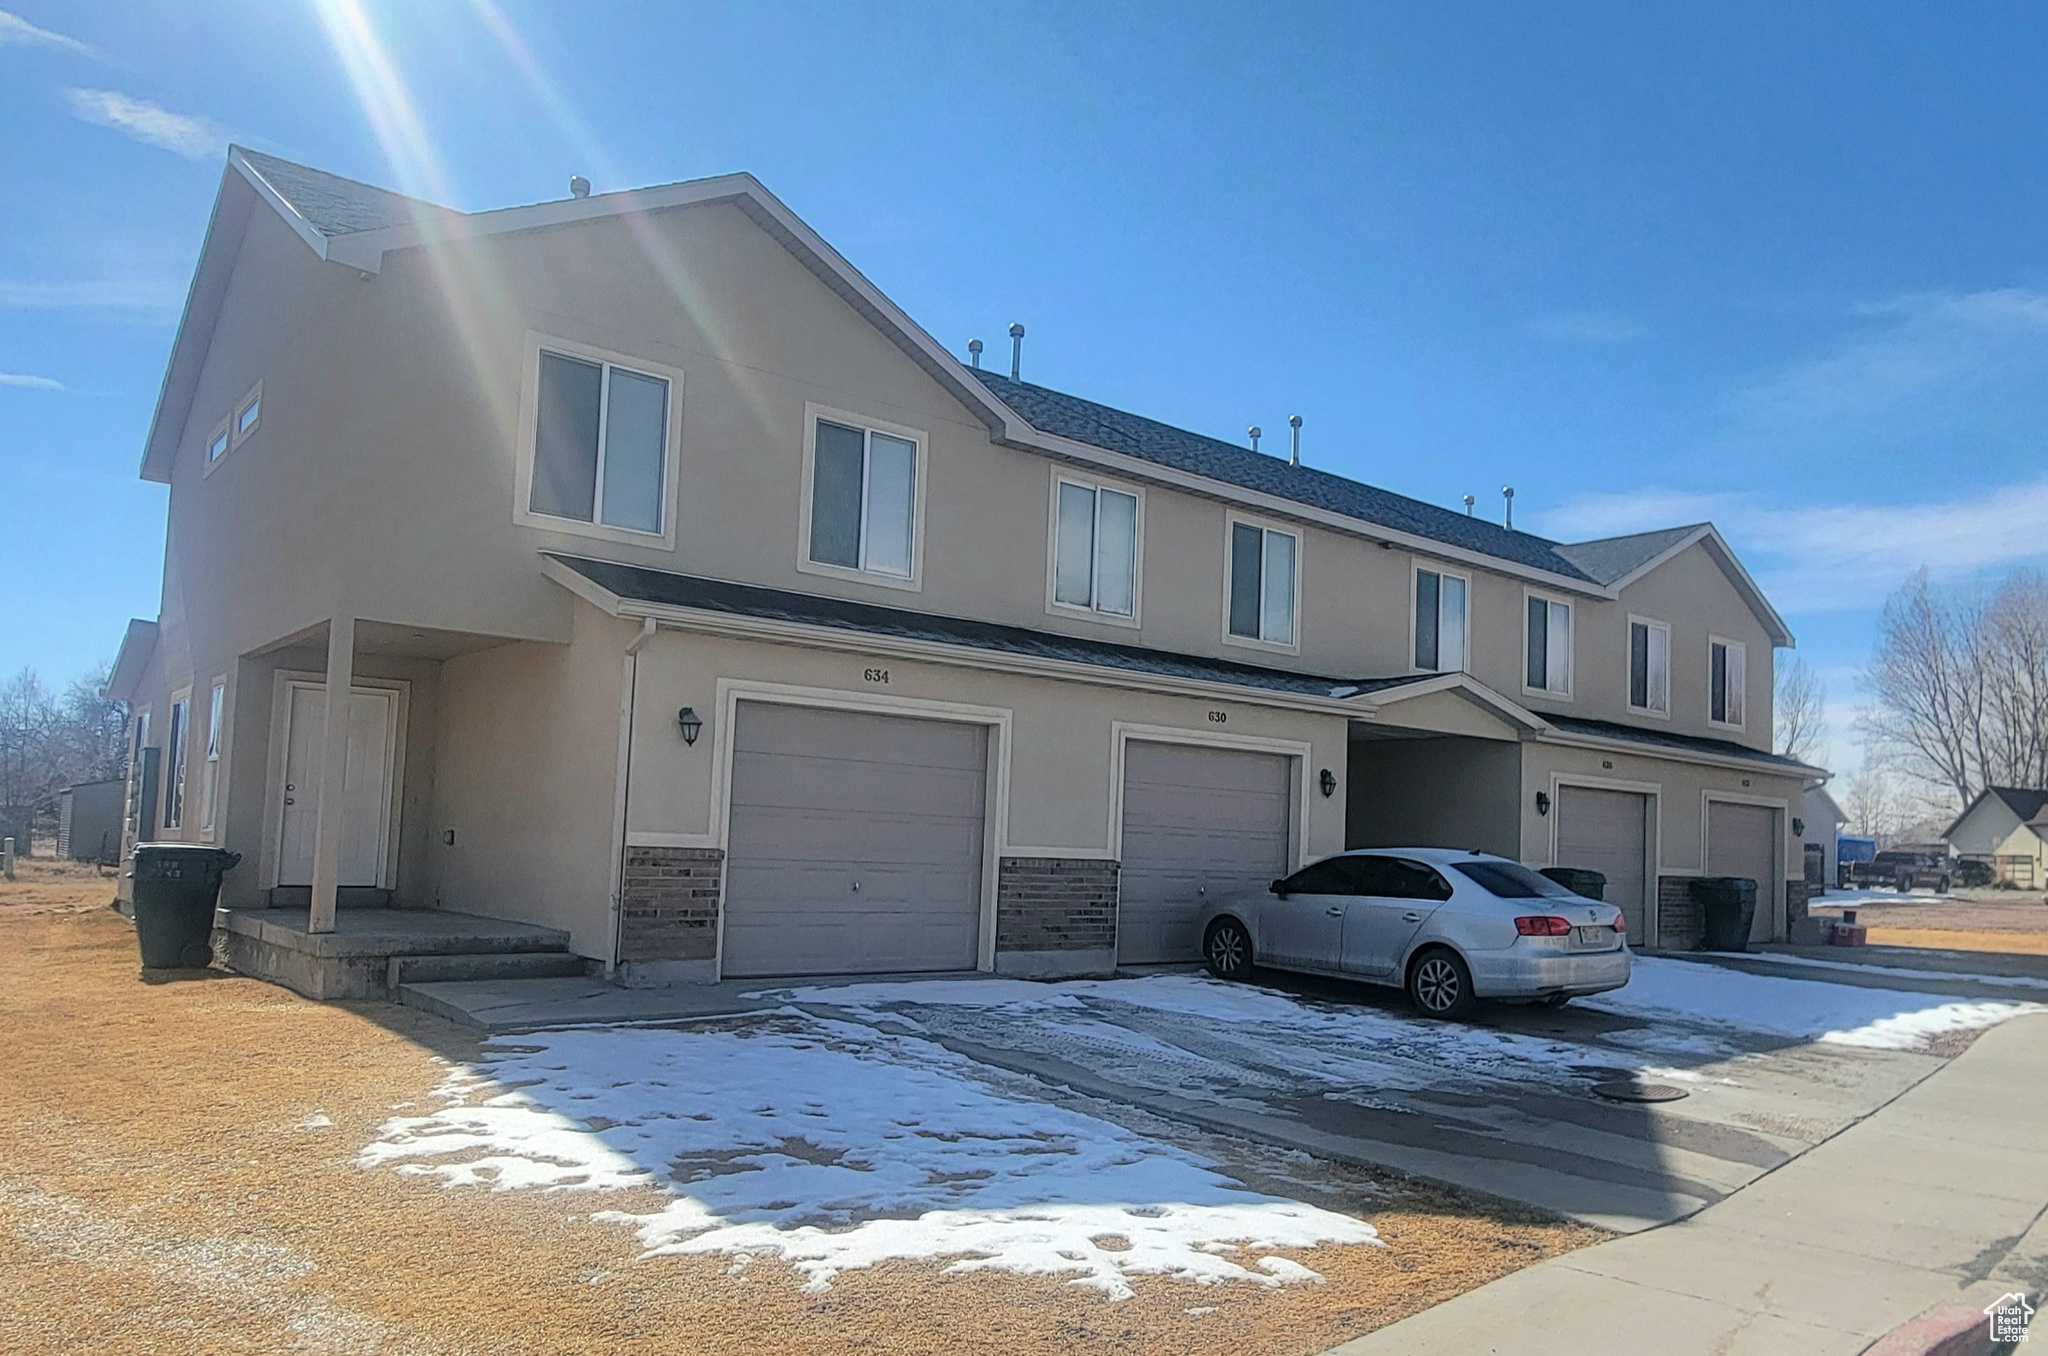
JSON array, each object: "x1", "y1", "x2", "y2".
[{"x1": 1451, "y1": 860, "x2": 1577, "y2": 900}]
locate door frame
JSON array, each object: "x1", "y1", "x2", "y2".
[
  {"x1": 1546, "y1": 772, "x2": 1662, "y2": 948},
  {"x1": 1701, "y1": 790, "x2": 1787, "y2": 943},
  {"x1": 703, "y1": 679, "x2": 1014, "y2": 980},
  {"x1": 259, "y1": 671, "x2": 410, "y2": 891}
]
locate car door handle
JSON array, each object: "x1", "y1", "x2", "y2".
[
  {"x1": 1326, "y1": 907, "x2": 1344, "y2": 917},
  {"x1": 1402, "y1": 912, "x2": 1422, "y2": 922}
]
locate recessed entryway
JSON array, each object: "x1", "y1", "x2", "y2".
[{"x1": 274, "y1": 681, "x2": 401, "y2": 888}]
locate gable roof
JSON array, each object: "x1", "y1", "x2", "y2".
[
  {"x1": 140, "y1": 149, "x2": 1789, "y2": 644},
  {"x1": 1946, "y1": 786, "x2": 2048, "y2": 839}
]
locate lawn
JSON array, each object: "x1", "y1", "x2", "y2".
[{"x1": 0, "y1": 860, "x2": 1598, "y2": 1356}]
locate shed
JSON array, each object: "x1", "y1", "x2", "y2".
[{"x1": 57, "y1": 780, "x2": 126, "y2": 863}]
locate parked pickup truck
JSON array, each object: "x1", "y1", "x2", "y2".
[{"x1": 1851, "y1": 850, "x2": 1952, "y2": 894}]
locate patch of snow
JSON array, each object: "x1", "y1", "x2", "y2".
[
  {"x1": 360, "y1": 1014, "x2": 1377, "y2": 1298},
  {"x1": 1586, "y1": 957, "x2": 2044, "y2": 1051},
  {"x1": 1728, "y1": 951, "x2": 2048, "y2": 992}
]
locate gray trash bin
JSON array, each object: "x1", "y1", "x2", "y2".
[
  {"x1": 1539, "y1": 867, "x2": 1607, "y2": 901},
  {"x1": 1691, "y1": 876, "x2": 1758, "y2": 952}
]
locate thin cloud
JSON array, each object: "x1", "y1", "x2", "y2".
[
  {"x1": 64, "y1": 88, "x2": 222, "y2": 159},
  {"x1": 1536, "y1": 477, "x2": 2048, "y2": 613},
  {"x1": 0, "y1": 277, "x2": 185, "y2": 311},
  {"x1": 0, "y1": 8, "x2": 100, "y2": 59},
  {"x1": 0, "y1": 371, "x2": 65, "y2": 390}
]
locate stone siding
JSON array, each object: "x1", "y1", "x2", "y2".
[
  {"x1": 1785, "y1": 879, "x2": 1812, "y2": 930},
  {"x1": 619, "y1": 846, "x2": 723, "y2": 961},
  {"x1": 1657, "y1": 875, "x2": 1703, "y2": 950},
  {"x1": 995, "y1": 857, "x2": 1119, "y2": 953}
]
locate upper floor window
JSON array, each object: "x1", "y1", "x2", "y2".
[
  {"x1": 1052, "y1": 477, "x2": 1138, "y2": 619},
  {"x1": 530, "y1": 349, "x2": 671, "y2": 535},
  {"x1": 1414, "y1": 567, "x2": 1468, "y2": 672},
  {"x1": 1628, "y1": 617, "x2": 1670, "y2": 715},
  {"x1": 806, "y1": 415, "x2": 921, "y2": 582},
  {"x1": 1227, "y1": 519, "x2": 1298, "y2": 647},
  {"x1": 206, "y1": 423, "x2": 230, "y2": 465},
  {"x1": 1709, "y1": 637, "x2": 1747, "y2": 728},
  {"x1": 1525, "y1": 595, "x2": 1573, "y2": 695},
  {"x1": 234, "y1": 388, "x2": 261, "y2": 441},
  {"x1": 163, "y1": 693, "x2": 190, "y2": 830}
]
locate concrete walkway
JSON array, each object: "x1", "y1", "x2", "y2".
[{"x1": 1321, "y1": 1011, "x2": 2048, "y2": 1355}]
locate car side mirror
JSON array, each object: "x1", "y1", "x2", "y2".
[{"x1": 1269, "y1": 879, "x2": 1287, "y2": 897}]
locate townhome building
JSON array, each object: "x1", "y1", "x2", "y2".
[{"x1": 107, "y1": 148, "x2": 1825, "y2": 994}]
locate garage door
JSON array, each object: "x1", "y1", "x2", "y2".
[
  {"x1": 1118, "y1": 741, "x2": 1292, "y2": 964},
  {"x1": 722, "y1": 703, "x2": 987, "y2": 978},
  {"x1": 1707, "y1": 801, "x2": 1779, "y2": 944},
  {"x1": 1555, "y1": 786, "x2": 1650, "y2": 941}
]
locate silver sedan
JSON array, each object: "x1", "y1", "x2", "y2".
[{"x1": 1196, "y1": 847, "x2": 1631, "y2": 1019}]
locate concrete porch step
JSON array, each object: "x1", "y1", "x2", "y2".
[
  {"x1": 396, "y1": 975, "x2": 777, "y2": 1031},
  {"x1": 387, "y1": 950, "x2": 590, "y2": 986}
]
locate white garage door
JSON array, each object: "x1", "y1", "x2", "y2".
[
  {"x1": 1707, "y1": 801, "x2": 1780, "y2": 944},
  {"x1": 1118, "y1": 741, "x2": 1292, "y2": 964},
  {"x1": 1555, "y1": 786, "x2": 1650, "y2": 941},
  {"x1": 722, "y1": 703, "x2": 987, "y2": 978}
]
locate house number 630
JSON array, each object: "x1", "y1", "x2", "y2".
[
  {"x1": 863, "y1": 667, "x2": 890, "y2": 684},
  {"x1": 1207, "y1": 710, "x2": 1228, "y2": 724}
]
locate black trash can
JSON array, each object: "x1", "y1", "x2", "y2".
[
  {"x1": 1691, "y1": 876, "x2": 1758, "y2": 952},
  {"x1": 1540, "y1": 867, "x2": 1607, "y2": 901},
  {"x1": 131, "y1": 844, "x2": 241, "y2": 969}
]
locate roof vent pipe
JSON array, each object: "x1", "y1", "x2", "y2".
[
  {"x1": 1463, "y1": 494, "x2": 1476, "y2": 516},
  {"x1": 1288, "y1": 414, "x2": 1303, "y2": 467},
  {"x1": 569, "y1": 175, "x2": 591, "y2": 199},
  {"x1": 1008, "y1": 322, "x2": 1025, "y2": 380},
  {"x1": 1248, "y1": 425, "x2": 1262, "y2": 452},
  {"x1": 967, "y1": 338, "x2": 983, "y2": 369},
  {"x1": 1502, "y1": 486, "x2": 1515, "y2": 530}
]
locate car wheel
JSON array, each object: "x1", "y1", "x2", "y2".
[
  {"x1": 1408, "y1": 948, "x2": 1477, "y2": 1020},
  {"x1": 1203, "y1": 918, "x2": 1254, "y2": 981}
]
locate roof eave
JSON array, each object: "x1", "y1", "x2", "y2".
[{"x1": 104, "y1": 619, "x2": 159, "y2": 703}]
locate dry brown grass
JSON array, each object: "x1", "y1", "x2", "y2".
[{"x1": 0, "y1": 866, "x2": 1600, "y2": 1356}]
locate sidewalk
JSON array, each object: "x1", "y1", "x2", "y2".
[{"x1": 1322, "y1": 1011, "x2": 2048, "y2": 1355}]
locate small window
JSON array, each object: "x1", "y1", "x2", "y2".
[
  {"x1": 1414, "y1": 568, "x2": 1468, "y2": 672},
  {"x1": 162, "y1": 695, "x2": 190, "y2": 830},
  {"x1": 235, "y1": 393, "x2": 261, "y2": 437},
  {"x1": 1525, "y1": 595, "x2": 1573, "y2": 694},
  {"x1": 808, "y1": 418, "x2": 919, "y2": 579},
  {"x1": 530, "y1": 350, "x2": 671, "y2": 534},
  {"x1": 206, "y1": 423, "x2": 230, "y2": 464},
  {"x1": 1228, "y1": 521, "x2": 1298, "y2": 646},
  {"x1": 201, "y1": 682, "x2": 225, "y2": 834},
  {"x1": 1710, "y1": 638, "x2": 1747, "y2": 727},
  {"x1": 1053, "y1": 479, "x2": 1138, "y2": 617},
  {"x1": 1629, "y1": 618, "x2": 1670, "y2": 715}
]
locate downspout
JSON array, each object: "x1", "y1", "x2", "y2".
[{"x1": 605, "y1": 617, "x2": 659, "y2": 981}]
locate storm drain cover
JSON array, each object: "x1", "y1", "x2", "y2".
[{"x1": 1592, "y1": 1080, "x2": 1689, "y2": 1103}]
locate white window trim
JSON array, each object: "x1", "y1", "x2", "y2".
[
  {"x1": 795, "y1": 400, "x2": 929, "y2": 594},
  {"x1": 1409, "y1": 562, "x2": 1471, "y2": 674},
  {"x1": 1044, "y1": 466, "x2": 1144, "y2": 628},
  {"x1": 1220, "y1": 511, "x2": 1303, "y2": 655},
  {"x1": 1626, "y1": 614, "x2": 1672, "y2": 720},
  {"x1": 1521, "y1": 588, "x2": 1575, "y2": 700},
  {"x1": 512, "y1": 331, "x2": 685, "y2": 550},
  {"x1": 163, "y1": 686, "x2": 193, "y2": 832},
  {"x1": 1708, "y1": 634, "x2": 1748, "y2": 731},
  {"x1": 200, "y1": 677, "x2": 228, "y2": 839}
]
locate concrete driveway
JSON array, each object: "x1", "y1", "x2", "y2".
[{"x1": 770, "y1": 954, "x2": 2045, "y2": 1233}]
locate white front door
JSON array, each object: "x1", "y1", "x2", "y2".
[{"x1": 277, "y1": 683, "x2": 397, "y2": 888}]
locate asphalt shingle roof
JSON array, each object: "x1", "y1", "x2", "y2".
[
  {"x1": 1545, "y1": 715, "x2": 1818, "y2": 773},
  {"x1": 970, "y1": 371, "x2": 1617, "y2": 583},
  {"x1": 235, "y1": 147, "x2": 458, "y2": 238},
  {"x1": 545, "y1": 554, "x2": 1431, "y2": 702},
  {"x1": 1987, "y1": 787, "x2": 2048, "y2": 825},
  {"x1": 1553, "y1": 526, "x2": 1706, "y2": 585}
]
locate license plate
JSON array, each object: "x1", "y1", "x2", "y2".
[{"x1": 1573, "y1": 926, "x2": 1614, "y2": 949}]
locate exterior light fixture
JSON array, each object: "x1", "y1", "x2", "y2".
[
  {"x1": 1535, "y1": 790, "x2": 1551, "y2": 816},
  {"x1": 1319, "y1": 768, "x2": 1336, "y2": 798},
  {"x1": 677, "y1": 706, "x2": 703, "y2": 746},
  {"x1": 1792, "y1": 817, "x2": 1805, "y2": 837}
]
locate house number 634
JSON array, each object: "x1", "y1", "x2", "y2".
[{"x1": 863, "y1": 667, "x2": 890, "y2": 684}]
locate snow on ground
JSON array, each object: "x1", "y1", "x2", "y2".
[
  {"x1": 1730, "y1": 950, "x2": 2048, "y2": 992},
  {"x1": 1585, "y1": 957, "x2": 2044, "y2": 1050},
  {"x1": 359, "y1": 1013, "x2": 1378, "y2": 1298}
]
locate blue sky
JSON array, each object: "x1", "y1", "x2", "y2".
[{"x1": 5, "y1": 2, "x2": 2047, "y2": 774}]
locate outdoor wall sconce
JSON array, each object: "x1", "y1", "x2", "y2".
[
  {"x1": 1319, "y1": 768, "x2": 1336, "y2": 798},
  {"x1": 1535, "y1": 790, "x2": 1551, "y2": 816},
  {"x1": 1792, "y1": 817, "x2": 1806, "y2": 837},
  {"x1": 677, "y1": 706, "x2": 703, "y2": 746}
]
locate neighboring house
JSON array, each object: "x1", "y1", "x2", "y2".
[
  {"x1": 105, "y1": 147, "x2": 1825, "y2": 991},
  {"x1": 1943, "y1": 788, "x2": 2048, "y2": 889},
  {"x1": 1801, "y1": 785, "x2": 1846, "y2": 895}
]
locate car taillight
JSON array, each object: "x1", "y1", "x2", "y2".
[
  {"x1": 1612, "y1": 914, "x2": 1626, "y2": 933},
  {"x1": 1515, "y1": 916, "x2": 1573, "y2": 936}
]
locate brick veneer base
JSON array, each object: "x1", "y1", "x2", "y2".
[
  {"x1": 619, "y1": 846, "x2": 723, "y2": 961},
  {"x1": 1785, "y1": 879, "x2": 1812, "y2": 929},
  {"x1": 996, "y1": 857, "x2": 1119, "y2": 953},
  {"x1": 1658, "y1": 876, "x2": 1703, "y2": 950}
]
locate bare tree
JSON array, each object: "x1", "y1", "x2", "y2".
[
  {"x1": 0, "y1": 663, "x2": 128, "y2": 830},
  {"x1": 1861, "y1": 568, "x2": 2048, "y2": 806},
  {"x1": 1774, "y1": 658, "x2": 1827, "y2": 763},
  {"x1": 1841, "y1": 761, "x2": 1902, "y2": 840}
]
